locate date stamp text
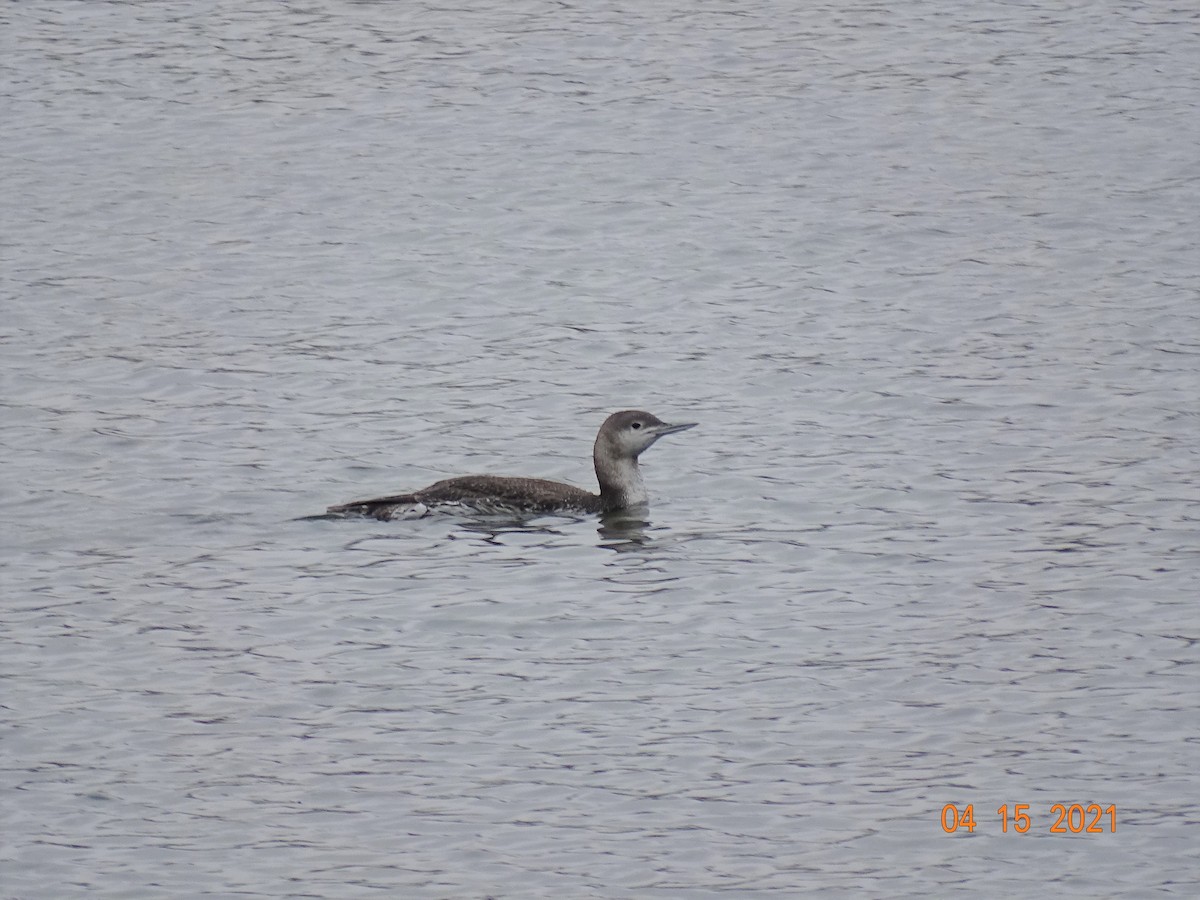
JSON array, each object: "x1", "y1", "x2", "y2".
[{"x1": 941, "y1": 804, "x2": 1116, "y2": 834}]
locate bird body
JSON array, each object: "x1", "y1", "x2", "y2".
[{"x1": 325, "y1": 410, "x2": 695, "y2": 519}]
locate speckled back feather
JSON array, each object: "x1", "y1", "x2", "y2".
[{"x1": 327, "y1": 475, "x2": 602, "y2": 519}]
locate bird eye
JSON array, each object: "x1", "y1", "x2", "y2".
[{"x1": 631, "y1": 421, "x2": 642, "y2": 430}]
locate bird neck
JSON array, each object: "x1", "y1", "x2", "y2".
[{"x1": 594, "y1": 450, "x2": 647, "y2": 510}]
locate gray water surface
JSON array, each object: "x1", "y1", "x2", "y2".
[{"x1": 3, "y1": 1, "x2": 1198, "y2": 897}]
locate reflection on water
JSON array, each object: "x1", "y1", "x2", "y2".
[{"x1": 597, "y1": 508, "x2": 655, "y2": 549}]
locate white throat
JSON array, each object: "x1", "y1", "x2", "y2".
[{"x1": 595, "y1": 452, "x2": 648, "y2": 508}]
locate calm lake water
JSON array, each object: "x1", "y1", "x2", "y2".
[{"x1": 3, "y1": 1, "x2": 1198, "y2": 897}]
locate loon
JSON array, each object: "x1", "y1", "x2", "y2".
[{"x1": 325, "y1": 410, "x2": 696, "y2": 519}]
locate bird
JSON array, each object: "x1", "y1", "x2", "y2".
[{"x1": 324, "y1": 409, "x2": 696, "y2": 519}]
